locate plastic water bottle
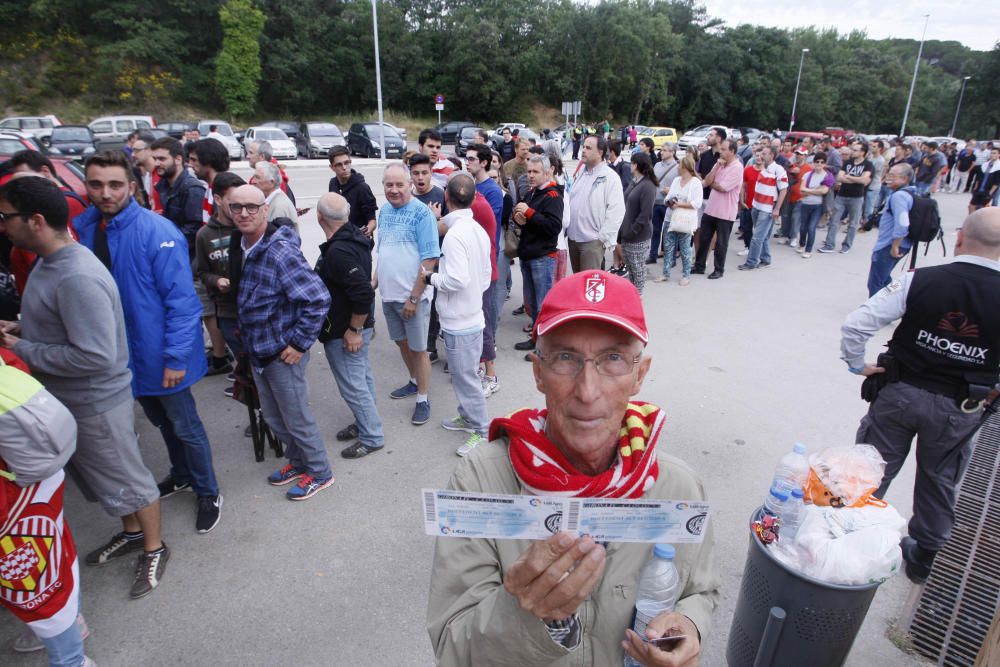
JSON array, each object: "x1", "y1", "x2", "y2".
[
  {"x1": 762, "y1": 486, "x2": 790, "y2": 519},
  {"x1": 771, "y1": 442, "x2": 810, "y2": 494},
  {"x1": 782, "y1": 489, "x2": 805, "y2": 540},
  {"x1": 624, "y1": 544, "x2": 681, "y2": 667}
]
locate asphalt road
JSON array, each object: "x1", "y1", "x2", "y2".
[{"x1": 2, "y1": 154, "x2": 965, "y2": 666}]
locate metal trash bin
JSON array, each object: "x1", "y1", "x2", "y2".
[{"x1": 726, "y1": 508, "x2": 883, "y2": 666}]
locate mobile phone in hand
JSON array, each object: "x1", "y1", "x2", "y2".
[{"x1": 644, "y1": 634, "x2": 685, "y2": 651}]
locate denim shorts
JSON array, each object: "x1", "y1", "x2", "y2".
[{"x1": 382, "y1": 298, "x2": 431, "y2": 352}]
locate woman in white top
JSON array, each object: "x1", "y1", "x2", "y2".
[{"x1": 655, "y1": 155, "x2": 703, "y2": 285}]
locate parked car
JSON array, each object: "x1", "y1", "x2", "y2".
[
  {"x1": 260, "y1": 120, "x2": 300, "y2": 142},
  {"x1": 347, "y1": 122, "x2": 405, "y2": 158},
  {"x1": 47, "y1": 125, "x2": 96, "y2": 157},
  {"x1": 159, "y1": 121, "x2": 197, "y2": 140},
  {"x1": 489, "y1": 124, "x2": 539, "y2": 147},
  {"x1": 297, "y1": 122, "x2": 345, "y2": 159},
  {"x1": 456, "y1": 126, "x2": 486, "y2": 154},
  {"x1": 197, "y1": 120, "x2": 243, "y2": 160},
  {"x1": 636, "y1": 126, "x2": 679, "y2": 148},
  {"x1": 0, "y1": 115, "x2": 62, "y2": 143},
  {"x1": 0, "y1": 129, "x2": 42, "y2": 156},
  {"x1": 88, "y1": 115, "x2": 156, "y2": 150},
  {"x1": 0, "y1": 137, "x2": 87, "y2": 201},
  {"x1": 435, "y1": 121, "x2": 476, "y2": 145},
  {"x1": 784, "y1": 131, "x2": 825, "y2": 147},
  {"x1": 677, "y1": 124, "x2": 727, "y2": 151},
  {"x1": 243, "y1": 127, "x2": 297, "y2": 160}
]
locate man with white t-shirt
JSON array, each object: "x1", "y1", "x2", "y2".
[
  {"x1": 739, "y1": 145, "x2": 787, "y2": 271},
  {"x1": 377, "y1": 163, "x2": 441, "y2": 426}
]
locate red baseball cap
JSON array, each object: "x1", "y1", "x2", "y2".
[{"x1": 534, "y1": 270, "x2": 648, "y2": 344}]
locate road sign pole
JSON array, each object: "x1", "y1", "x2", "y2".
[{"x1": 371, "y1": 0, "x2": 386, "y2": 161}]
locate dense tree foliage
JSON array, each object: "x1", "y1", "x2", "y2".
[
  {"x1": 0, "y1": 0, "x2": 995, "y2": 137},
  {"x1": 216, "y1": 0, "x2": 266, "y2": 118}
]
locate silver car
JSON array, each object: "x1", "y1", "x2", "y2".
[{"x1": 198, "y1": 120, "x2": 244, "y2": 160}]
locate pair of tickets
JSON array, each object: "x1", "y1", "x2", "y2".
[{"x1": 422, "y1": 489, "x2": 709, "y2": 543}]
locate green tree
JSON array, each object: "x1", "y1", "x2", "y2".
[{"x1": 216, "y1": 0, "x2": 265, "y2": 119}]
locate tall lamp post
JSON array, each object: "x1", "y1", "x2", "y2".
[
  {"x1": 788, "y1": 48, "x2": 809, "y2": 133},
  {"x1": 948, "y1": 76, "x2": 971, "y2": 138},
  {"x1": 899, "y1": 13, "x2": 930, "y2": 139},
  {"x1": 371, "y1": 0, "x2": 386, "y2": 161}
]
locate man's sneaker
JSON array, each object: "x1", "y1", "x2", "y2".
[
  {"x1": 196, "y1": 495, "x2": 223, "y2": 534},
  {"x1": 801, "y1": 252, "x2": 812, "y2": 258},
  {"x1": 157, "y1": 476, "x2": 192, "y2": 498},
  {"x1": 412, "y1": 400, "x2": 431, "y2": 425},
  {"x1": 227, "y1": 372, "x2": 236, "y2": 382},
  {"x1": 13, "y1": 614, "x2": 90, "y2": 652},
  {"x1": 789, "y1": 240, "x2": 799, "y2": 249},
  {"x1": 817, "y1": 246, "x2": 835, "y2": 253},
  {"x1": 85, "y1": 532, "x2": 144, "y2": 565},
  {"x1": 737, "y1": 263, "x2": 756, "y2": 271},
  {"x1": 336, "y1": 423, "x2": 359, "y2": 442},
  {"x1": 512, "y1": 305, "x2": 525, "y2": 316},
  {"x1": 476, "y1": 367, "x2": 486, "y2": 383},
  {"x1": 483, "y1": 375, "x2": 500, "y2": 398},
  {"x1": 83, "y1": 657, "x2": 97, "y2": 667},
  {"x1": 443, "y1": 362, "x2": 450, "y2": 374},
  {"x1": 839, "y1": 247, "x2": 850, "y2": 254},
  {"x1": 456, "y1": 433, "x2": 485, "y2": 457},
  {"x1": 286, "y1": 475, "x2": 334, "y2": 501},
  {"x1": 341, "y1": 442, "x2": 382, "y2": 459},
  {"x1": 268, "y1": 464, "x2": 305, "y2": 486},
  {"x1": 130, "y1": 544, "x2": 170, "y2": 599},
  {"x1": 737, "y1": 248, "x2": 749, "y2": 256},
  {"x1": 428, "y1": 350, "x2": 440, "y2": 365},
  {"x1": 223, "y1": 385, "x2": 234, "y2": 398},
  {"x1": 441, "y1": 416, "x2": 476, "y2": 433},
  {"x1": 390, "y1": 381, "x2": 418, "y2": 399}
]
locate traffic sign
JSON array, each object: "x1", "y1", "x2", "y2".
[
  {"x1": 435, "y1": 94, "x2": 444, "y2": 104},
  {"x1": 435, "y1": 103, "x2": 444, "y2": 111}
]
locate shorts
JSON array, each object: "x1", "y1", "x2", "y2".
[
  {"x1": 382, "y1": 299, "x2": 431, "y2": 352},
  {"x1": 67, "y1": 399, "x2": 159, "y2": 517},
  {"x1": 195, "y1": 279, "x2": 213, "y2": 317}
]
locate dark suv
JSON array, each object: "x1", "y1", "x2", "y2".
[
  {"x1": 435, "y1": 121, "x2": 477, "y2": 145},
  {"x1": 347, "y1": 123, "x2": 405, "y2": 159}
]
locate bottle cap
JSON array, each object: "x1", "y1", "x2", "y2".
[
  {"x1": 653, "y1": 544, "x2": 676, "y2": 560},
  {"x1": 769, "y1": 487, "x2": 789, "y2": 501},
  {"x1": 793, "y1": 442, "x2": 807, "y2": 455},
  {"x1": 791, "y1": 489, "x2": 804, "y2": 498}
]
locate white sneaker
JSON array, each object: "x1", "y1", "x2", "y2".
[
  {"x1": 737, "y1": 248, "x2": 749, "y2": 256},
  {"x1": 456, "y1": 433, "x2": 485, "y2": 457},
  {"x1": 789, "y1": 240, "x2": 799, "y2": 249},
  {"x1": 801, "y1": 252, "x2": 811, "y2": 258},
  {"x1": 482, "y1": 375, "x2": 499, "y2": 398}
]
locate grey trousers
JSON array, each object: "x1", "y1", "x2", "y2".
[
  {"x1": 568, "y1": 239, "x2": 605, "y2": 273},
  {"x1": 443, "y1": 330, "x2": 489, "y2": 436},
  {"x1": 856, "y1": 381, "x2": 981, "y2": 552}
]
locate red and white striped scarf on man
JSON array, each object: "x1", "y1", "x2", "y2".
[{"x1": 489, "y1": 402, "x2": 664, "y2": 498}]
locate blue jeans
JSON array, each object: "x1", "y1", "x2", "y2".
[
  {"x1": 324, "y1": 329, "x2": 383, "y2": 448},
  {"x1": 823, "y1": 195, "x2": 864, "y2": 251},
  {"x1": 255, "y1": 350, "x2": 333, "y2": 480},
  {"x1": 520, "y1": 255, "x2": 556, "y2": 324},
  {"x1": 745, "y1": 208, "x2": 775, "y2": 267},
  {"x1": 39, "y1": 615, "x2": 85, "y2": 667},
  {"x1": 867, "y1": 245, "x2": 906, "y2": 297},
  {"x1": 494, "y1": 251, "x2": 511, "y2": 327},
  {"x1": 863, "y1": 187, "x2": 880, "y2": 221},
  {"x1": 798, "y1": 203, "x2": 823, "y2": 252},
  {"x1": 739, "y1": 208, "x2": 753, "y2": 248},
  {"x1": 217, "y1": 316, "x2": 242, "y2": 357},
  {"x1": 138, "y1": 388, "x2": 219, "y2": 497},
  {"x1": 648, "y1": 204, "x2": 667, "y2": 261},
  {"x1": 443, "y1": 330, "x2": 489, "y2": 436},
  {"x1": 780, "y1": 201, "x2": 801, "y2": 241},
  {"x1": 661, "y1": 232, "x2": 693, "y2": 278}
]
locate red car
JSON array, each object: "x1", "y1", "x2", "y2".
[{"x1": 0, "y1": 130, "x2": 88, "y2": 200}]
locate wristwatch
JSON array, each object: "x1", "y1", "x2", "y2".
[
  {"x1": 407, "y1": 295, "x2": 419, "y2": 305},
  {"x1": 348, "y1": 325, "x2": 364, "y2": 335}
]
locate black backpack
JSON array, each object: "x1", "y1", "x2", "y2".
[{"x1": 902, "y1": 189, "x2": 945, "y2": 269}]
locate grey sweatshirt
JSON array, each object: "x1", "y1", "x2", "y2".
[{"x1": 14, "y1": 242, "x2": 133, "y2": 417}]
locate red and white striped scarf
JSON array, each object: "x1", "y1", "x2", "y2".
[{"x1": 489, "y1": 402, "x2": 664, "y2": 499}]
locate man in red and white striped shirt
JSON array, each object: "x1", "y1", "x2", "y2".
[{"x1": 739, "y1": 145, "x2": 788, "y2": 270}]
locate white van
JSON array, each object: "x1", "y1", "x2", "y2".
[{"x1": 89, "y1": 115, "x2": 156, "y2": 150}]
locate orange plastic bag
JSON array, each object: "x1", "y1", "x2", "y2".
[{"x1": 803, "y1": 445, "x2": 888, "y2": 509}]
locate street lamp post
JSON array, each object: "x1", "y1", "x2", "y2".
[
  {"x1": 371, "y1": 0, "x2": 386, "y2": 161},
  {"x1": 899, "y1": 14, "x2": 930, "y2": 139},
  {"x1": 948, "y1": 76, "x2": 971, "y2": 138},
  {"x1": 789, "y1": 48, "x2": 809, "y2": 133}
]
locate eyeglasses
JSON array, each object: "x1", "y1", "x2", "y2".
[
  {"x1": 536, "y1": 350, "x2": 641, "y2": 377},
  {"x1": 0, "y1": 211, "x2": 28, "y2": 224},
  {"x1": 228, "y1": 203, "x2": 262, "y2": 215}
]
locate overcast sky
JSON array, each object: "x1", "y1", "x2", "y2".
[{"x1": 696, "y1": 0, "x2": 998, "y2": 51}]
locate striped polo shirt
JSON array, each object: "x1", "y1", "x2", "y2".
[{"x1": 752, "y1": 162, "x2": 788, "y2": 212}]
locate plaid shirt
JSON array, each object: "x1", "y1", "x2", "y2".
[{"x1": 237, "y1": 225, "x2": 330, "y2": 362}]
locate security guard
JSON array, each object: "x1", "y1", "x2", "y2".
[{"x1": 840, "y1": 207, "x2": 1000, "y2": 583}]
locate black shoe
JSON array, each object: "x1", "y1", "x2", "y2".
[
  {"x1": 514, "y1": 339, "x2": 535, "y2": 351},
  {"x1": 130, "y1": 544, "x2": 169, "y2": 599},
  {"x1": 341, "y1": 441, "x2": 382, "y2": 459},
  {"x1": 691, "y1": 268, "x2": 705, "y2": 275},
  {"x1": 158, "y1": 476, "x2": 192, "y2": 499},
  {"x1": 336, "y1": 423, "x2": 359, "y2": 441},
  {"x1": 428, "y1": 350, "x2": 440, "y2": 365},
  {"x1": 737, "y1": 263, "x2": 756, "y2": 271},
  {"x1": 900, "y1": 536, "x2": 935, "y2": 584},
  {"x1": 85, "y1": 531, "x2": 144, "y2": 566},
  {"x1": 512, "y1": 305, "x2": 525, "y2": 316},
  {"x1": 205, "y1": 357, "x2": 233, "y2": 376},
  {"x1": 644, "y1": 258, "x2": 657, "y2": 265},
  {"x1": 708, "y1": 270, "x2": 724, "y2": 279},
  {"x1": 196, "y1": 495, "x2": 223, "y2": 534}
]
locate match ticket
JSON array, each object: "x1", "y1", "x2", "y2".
[{"x1": 422, "y1": 490, "x2": 709, "y2": 543}]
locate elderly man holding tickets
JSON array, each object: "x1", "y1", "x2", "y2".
[{"x1": 427, "y1": 270, "x2": 720, "y2": 666}]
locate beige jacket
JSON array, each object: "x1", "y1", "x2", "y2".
[{"x1": 427, "y1": 437, "x2": 721, "y2": 666}]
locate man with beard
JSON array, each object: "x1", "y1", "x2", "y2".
[{"x1": 151, "y1": 137, "x2": 206, "y2": 257}]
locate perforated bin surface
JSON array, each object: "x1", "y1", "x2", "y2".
[
  {"x1": 726, "y1": 509, "x2": 881, "y2": 667},
  {"x1": 906, "y1": 408, "x2": 1000, "y2": 666}
]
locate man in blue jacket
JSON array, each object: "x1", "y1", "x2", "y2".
[
  {"x1": 74, "y1": 151, "x2": 223, "y2": 533},
  {"x1": 230, "y1": 184, "x2": 335, "y2": 501}
]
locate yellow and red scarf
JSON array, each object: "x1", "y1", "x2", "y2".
[{"x1": 489, "y1": 402, "x2": 664, "y2": 499}]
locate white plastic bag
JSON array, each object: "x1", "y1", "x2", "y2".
[{"x1": 782, "y1": 504, "x2": 906, "y2": 585}]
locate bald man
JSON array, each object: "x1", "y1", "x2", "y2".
[
  {"x1": 230, "y1": 185, "x2": 334, "y2": 501},
  {"x1": 841, "y1": 207, "x2": 1000, "y2": 584},
  {"x1": 376, "y1": 163, "x2": 440, "y2": 427},
  {"x1": 315, "y1": 193, "x2": 385, "y2": 459}
]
